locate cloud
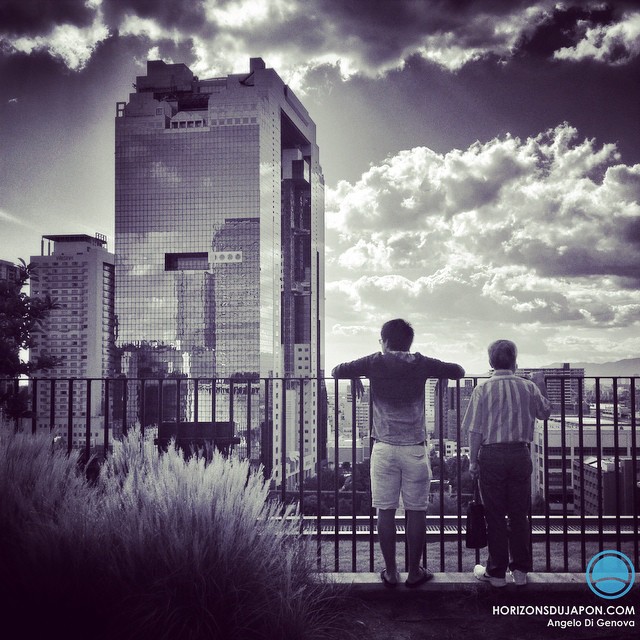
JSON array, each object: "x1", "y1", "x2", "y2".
[
  {"x1": 0, "y1": 0, "x2": 94, "y2": 37},
  {"x1": 0, "y1": 208, "x2": 43, "y2": 233},
  {"x1": 554, "y1": 11, "x2": 640, "y2": 65},
  {"x1": 0, "y1": 1, "x2": 109, "y2": 70},
  {"x1": 2, "y1": 1, "x2": 639, "y2": 82}
]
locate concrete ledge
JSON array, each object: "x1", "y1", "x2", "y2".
[{"x1": 319, "y1": 572, "x2": 595, "y2": 593}]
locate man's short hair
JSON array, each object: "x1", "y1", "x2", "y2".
[
  {"x1": 488, "y1": 339, "x2": 517, "y2": 370},
  {"x1": 381, "y1": 319, "x2": 414, "y2": 351}
]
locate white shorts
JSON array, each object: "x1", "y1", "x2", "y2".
[{"x1": 370, "y1": 441, "x2": 431, "y2": 511}]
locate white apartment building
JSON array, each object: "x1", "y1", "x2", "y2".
[{"x1": 29, "y1": 234, "x2": 116, "y2": 449}]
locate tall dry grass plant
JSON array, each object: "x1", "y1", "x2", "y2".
[{"x1": 0, "y1": 427, "x2": 352, "y2": 640}]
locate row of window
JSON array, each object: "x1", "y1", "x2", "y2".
[{"x1": 541, "y1": 446, "x2": 632, "y2": 456}]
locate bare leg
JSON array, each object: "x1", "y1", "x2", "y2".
[
  {"x1": 406, "y1": 509, "x2": 426, "y2": 582},
  {"x1": 377, "y1": 508, "x2": 398, "y2": 582}
]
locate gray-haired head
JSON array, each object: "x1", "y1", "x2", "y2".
[{"x1": 488, "y1": 339, "x2": 517, "y2": 371}]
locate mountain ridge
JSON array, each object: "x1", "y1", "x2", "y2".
[{"x1": 542, "y1": 358, "x2": 640, "y2": 378}]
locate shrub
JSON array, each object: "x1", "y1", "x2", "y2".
[{"x1": 0, "y1": 428, "x2": 352, "y2": 640}]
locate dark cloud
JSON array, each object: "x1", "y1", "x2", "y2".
[
  {"x1": 0, "y1": 0, "x2": 93, "y2": 37},
  {"x1": 102, "y1": 0, "x2": 209, "y2": 33},
  {"x1": 517, "y1": 5, "x2": 615, "y2": 58},
  {"x1": 509, "y1": 242, "x2": 640, "y2": 282},
  {"x1": 311, "y1": 0, "x2": 525, "y2": 68},
  {"x1": 621, "y1": 218, "x2": 640, "y2": 245}
]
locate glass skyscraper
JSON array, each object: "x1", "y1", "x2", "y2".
[{"x1": 115, "y1": 59, "x2": 325, "y2": 484}]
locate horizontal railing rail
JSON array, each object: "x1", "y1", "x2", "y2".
[
  {"x1": 1, "y1": 374, "x2": 638, "y2": 573},
  {"x1": 291, "y1": 514, "x2": 638, "y2": 542}
]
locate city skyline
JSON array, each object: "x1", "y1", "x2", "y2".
[{"x1": 2, "y1": 1, "x2": 640, "y2": 374}]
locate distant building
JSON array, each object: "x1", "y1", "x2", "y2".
[
  {"x1": 573, "y1": 456, "x2": 637, "y2": 516},
  {"x1": 425, "y1": 378, "x2": 440, "y2": 435},
  {"x1": 0, "y1": 259, "x2": 23, "y2": 415},
  {"x1": 327, "y1": 436, "x2": 366, "y2": 466},
  {"x1": 532, "y1": 415, "x2": 639, "y2": 512},
  {"x1": 430, "y1": 438, "x2": 465, "y2": 459},
  {"x1": 0, "y1": 259, "x2": 21, "y2": 283},
  {"x1": 518, "y1": 363, "x2": 584, "y2": 415},
  {"x1": 446, "y1": 378, "x2": 475, "y2": 442},
  {"x1": 29, "y1": 234, "x2": 116, "y2": 449}
]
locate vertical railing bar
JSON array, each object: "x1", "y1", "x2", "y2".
[
  {"x1": 351, "y1": 379, "x2": 357, "y2": 572},
  {"x1": 194, "y1": 378, "x2": 199, "y2": 424},
  {"x1": 612, "y1": 378, "x2": 621, "y2": 551},
  {"x1": 281, "y1": 381, "x2": 287, "y2": 505},
  {"x1": 333, "y1": 378, "x2": 339, "y2": 572},
  {"x1": 299, "y1": 379, "x2": 305, "y2": 535},
  {"x1": 629, "y1": 378, "x2": 638, "y2": 567},
  {"x1": 543, "y1": 403, "x2": 550, "y2": 571},
  {"x1": 369, "y1": 380, "x2": 375, "y2": 573},
  {"x1": 264, "y1": 379, "x2": 271, "y2": 478},
  {"x1": 438, "y1": 380, "x2": 445, "y2": 572},
  {"x1": 176, "y1": 377, "x2": 181, "y2": 425},
  {"x1": 158, "y1": 378, "x2": 164, "y2": 438},
  {"x1": 246, "y1": 380, "x2": 252, "y2": 462},
  {"x1": 472, "y1": 377, "x2": 481, "y2": 567},
  {"x1": 577, "y1": 377, "x2": 586, "y2": 568},
  {"x1": 50, "y1": 378, "x2": 56, "y2": 432},
  {"x1": 67, "y1": 378, "x2": 74, "y2": 454},
  {"x1": 85, "y1": 378, "x2": 92, "y2": 461},
  {"x1": 212, "y1": 378, "x2": 217, "y2": 422},
  {"x1": 122, "y1": 378, "x2": 128, "y2": 437},
  {"x1": 31, "y1": 378, "x2": 38, "y2": 435},
  {"x1": 230, "y1": 378, "x2": 235, "y2": 447},
  {"x1": 316, "y1": 378, "x2": 322, "y2": 570},
  {"x1": 595, "y1": 379, "x2": 603, "y2": 551},
  {"x1": 12, "y1": 378, "x2": 19, "y2": 432},
  {"x1": 140, "y1": 379, "x2": 146, "y2": 438},
  {"x1": 104, "y1": 378, "x2": 110, "y2": 453},
  {"x1": 559, "y1": 376, "x2": 568, "y2": 572},
  {"x1": 455, "y1": 379, "x2": 462, "y2": 572}
]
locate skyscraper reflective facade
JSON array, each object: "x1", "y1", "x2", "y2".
[{"x1": 115, "y1": 59, "x2": 325, "y2": 483}]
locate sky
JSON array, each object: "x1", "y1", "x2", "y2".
[{"x1": 1, "y1": 0, "x2": 639, "y2": 375}]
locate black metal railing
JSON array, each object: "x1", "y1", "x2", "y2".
[{"x1": 1, "y1": 374, "x2": 638, "y2": 573}]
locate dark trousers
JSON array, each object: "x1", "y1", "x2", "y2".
[{"x1": 478, "y1": 443, "x2": 533, "y2": 578}]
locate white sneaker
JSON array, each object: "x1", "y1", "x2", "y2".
[
  {"x1": 510, "y1": 569, "x2": 527, "y2": 586},
  {"x1": 473, "y1": 564, "x2": 507, "y2": 588}
]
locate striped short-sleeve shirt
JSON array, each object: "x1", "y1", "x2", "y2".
[{"x1": 462, "y1": 370, "x2": 552, "y2": 444}]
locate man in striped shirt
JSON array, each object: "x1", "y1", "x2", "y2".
[{"x1": 462, "y1": 339, "x2": 551, "y2": 587}]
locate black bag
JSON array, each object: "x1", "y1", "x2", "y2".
[{"x1": 465, "y1": 477, "x2": 487, "y2": 549}]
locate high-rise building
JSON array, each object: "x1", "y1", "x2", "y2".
[
  {"x1": 445, "y1": 378, "x2": 475, "y2": 442},
  {"x1": 573, "y1": 456, "x2": 637, "y2": 516},
  {"x1": 531, "y1": 415, "x2": 639, "y2": 511},
  {"x1": 29, "y1": 234, "x2": 116, "y2": 449},
  {"x1": 0, "y1": 259, "x2": 21, "y2": 283},
  {"x1": 114, "y1": 59, "x2": 325, "y2": 485},
  {"x1": 517, "y1": 363, "x2": 584, "y2": 415}
]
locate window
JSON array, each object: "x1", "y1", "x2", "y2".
[{"x1": 165, "y1": 252, "x2": 209, "y2": 271}]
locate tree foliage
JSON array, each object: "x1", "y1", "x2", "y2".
[{"x1": 0, "y1": 259, "x2": 59, "y2": 378}]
